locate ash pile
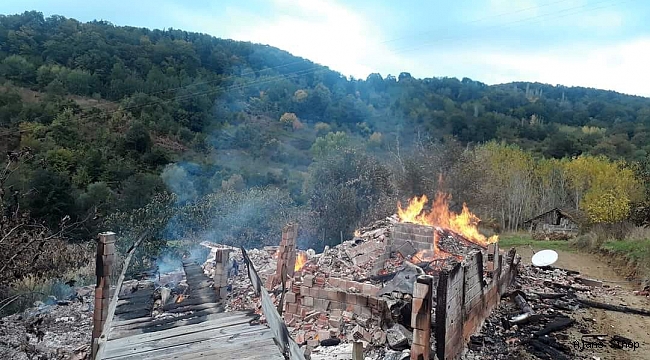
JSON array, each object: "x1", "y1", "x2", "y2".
[
  {"x1": 463, "y1": 263, "x2": 650, "y2": 360},
  {"x1": 202, "y1": 215, "x2": 498, "y2": 360},
  {"x1": 0, "y1": 286, "x2": 95, "y2": 360}
]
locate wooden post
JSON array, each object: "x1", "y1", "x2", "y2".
[
  {"x1": 411, "y1": 275, "x2": 433, "y2": 360},
  {"x1": 213, "y1": 248, "x2": 232, "y2": 300},
  {"x1": 92, "y1": 232, "x2": 115, "y2": 352},
  {"x1": 352, "y1": 341, "x2": 363, "y2": 360}
]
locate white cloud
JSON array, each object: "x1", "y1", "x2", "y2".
[
  {"x1": 164, "y1": 0, "x2": 413, "y2": 79},
  {"x1": 162, "y1": 0, "x2": 647, "y2": 97},
  {"x1": 473, "y1": 38, "x2": 650, "y2": 96}
]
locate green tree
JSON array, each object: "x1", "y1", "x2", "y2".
[{"x1": 124, "y1": 122, "x2": 153, "y2": 153}]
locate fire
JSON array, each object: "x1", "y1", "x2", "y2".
[
  {"x1": 176, "y1": 294, "x2": 185, "y2": 303},
  {"x1": 398, "y1": 192, "x2": 498, "y2": 247},
  {"x1": 294, "y1": 251, "x2": 308, "y2": 272},
  {"x1": 354, "y1": 230, "x2": 361, "y2": 238}
]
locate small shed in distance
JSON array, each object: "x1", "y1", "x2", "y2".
[{"x1": 523, "y1": 208, "x2": 580, "y2": 240}]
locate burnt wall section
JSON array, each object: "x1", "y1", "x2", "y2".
[
  {"x1": 390, "y1": 223, "x2": 435, "y2": 254},
  {"x1": 435, "y1": 244, "x2": 519, "y2": 360},
  {"x1": 283, "y1": 275, "x2": 389, "y2": 331}
]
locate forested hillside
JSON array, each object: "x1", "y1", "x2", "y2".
[{"x1": 1, "y1": 11, "x2": 650, "y2": 289}]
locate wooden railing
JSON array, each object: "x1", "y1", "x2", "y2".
[
  {"x1": 241, "y1": 246, "x2": 306, "y2": 360},
  {"x1": 91, "y1": 231, "x2": 148, "y2": 360}
]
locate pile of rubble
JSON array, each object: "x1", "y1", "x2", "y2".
[
  {"x1": 0, "y1": 286, "x2": 94, "y2": 360},
  {"x1": 199, "y1": 215, "x2": 501, "y2": 359},
  {"x1": 463, "y1": 264, "x2": 649, "y2": 360}
]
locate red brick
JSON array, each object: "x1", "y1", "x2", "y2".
[
  {"x1": 329, "y1": 316, "x2": 342, "y2": 328},
  {"x1": 317, "y1": 330, "x2": 330, "y2": 341},
  {"x1": 346, "y1": 293, "x2": 357, "y2": 305},
  {"x1": 285, "y1": 292, "x2": 296, "y2": 303},
  {"x1": 286, "y1": 303, "x2": 298, "y2": 314},
  {"x1": 336, "y1": 290, "x2": 347, "y2": 302},
  {"x1": 326, "y1": 289, "x2": 339, "y2": 301}
]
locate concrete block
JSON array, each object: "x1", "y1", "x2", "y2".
[{"x1": 303, "y1": 296, "x2": 314, "y2": 307}]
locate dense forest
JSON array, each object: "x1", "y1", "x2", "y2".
[{"x1": 1, "y1": 11, "x2": 650, "y2": 291}]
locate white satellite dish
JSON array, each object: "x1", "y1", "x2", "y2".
[{"x1": 531, "y1": 249, "x2": 558, "y2": 267}]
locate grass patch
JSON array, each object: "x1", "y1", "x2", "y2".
[
  {"x1": 601, "y1": 238, "x2": 650, "y2": 262},
  {"x1": 498, "y1": 233, "x2": 575, "y2": 252},
  {"x1": 600, "y1": 238, "x2": 650, "y2": 281}
]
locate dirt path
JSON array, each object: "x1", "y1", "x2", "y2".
[{"x1": 514, "y1": 245, "x2": 650, "y2": 360}]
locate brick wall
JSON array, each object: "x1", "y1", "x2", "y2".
[
  {"x1": 435, "y1": 244, "x2": 518, "y2": 360},
  {"x1": 283, "y1": 274, "x2": 389, "y2": 326}
]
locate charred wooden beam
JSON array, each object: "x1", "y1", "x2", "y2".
[
  {"x1": 534, "y1": 317, "x2": 575, "y2": 337},
  {"x1": 578, "y1": 298, "x2": 650, "y2": 316}
]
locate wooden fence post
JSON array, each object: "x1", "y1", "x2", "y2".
[
  {"x1": 92, "y1": 232, "x2": 115, "y2": 349},
  {"x1": 411, "y1": 275, "x2": 433, "y2": 360}
]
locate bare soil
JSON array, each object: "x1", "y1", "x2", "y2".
[{"x1": 515, "y1": 245, "x2": 650, "y2": 360}]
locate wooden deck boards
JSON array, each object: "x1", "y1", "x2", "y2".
[{"x1": 100, "y1": 260, "x2": 282, "y2": 360}]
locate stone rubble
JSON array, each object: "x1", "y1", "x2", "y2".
[{"x1": 0, "y1": 286, "x2": 94, "y2": 360}]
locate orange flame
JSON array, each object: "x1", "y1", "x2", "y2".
[
  {"x1": 294, "y1": 252, "x2": 308, "y2": 272},
  {"x1": 176, "y1": 294, "x2": 185, "y2": 303},
  {"x1": 398, "y1": 192, "x2": 498, "y2": 247}
]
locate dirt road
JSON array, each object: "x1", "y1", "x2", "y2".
[{"x1": 515, "y1": 245, "x2": 650, "y2": 360}]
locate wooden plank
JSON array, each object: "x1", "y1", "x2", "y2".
[
  {"x1": 113, "y1": 309, "x2": 151, "y2": 320},
  {"x1": 183, "y1": 280, "x2": 212, "y2": 288},
  {"x1": 166, "y1": 303, "x2": 222, "y2": 313},
  {"x1": 115, "y1": 303, "x2": 153, "y2": 314},
  {"x1": 112, "y1": 316, "x2": 156, "y2": 327},
  {"x1": 117, "y1": 293, "x2": 153, "y2": 304},
  {"x1": 163, "y1": 297, "x2": 218, "y2": 311},
  {"x1": 104, "y1": 323, "x2": 267, "y2": 358},
  {"x1": 106, "y1": 313, "x2": 253, "y2": 345},
  {"x1": 112, "y1": 308, "x2": 228, "y2": 330},
  {"x1": 186, "y1": 283, "x2": 214, "y2": 292},
  {"x1": 105, "y1": 331, "x2": 278, "y2": 360},
  {"x1": 185, "y1": 289, "x2": 217, "y2": 297},
  {"x1": 110, "y1": 312, "x2": 237, "y2": 338},
  {"x1": 164, "y1": 344, "x2": 283, "y2": 360}
]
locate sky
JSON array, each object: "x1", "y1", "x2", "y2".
[{"x1": 2, "y1": 0, "x2": 650, "y2": 97}]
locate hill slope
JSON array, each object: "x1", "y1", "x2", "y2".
[{"x1": 1, "y1": 10, "x2": 649, "y2": 243}]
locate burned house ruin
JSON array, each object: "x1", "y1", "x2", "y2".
[{"x1": 270, "y1": 220, "x2": 519, "y2": 360}]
